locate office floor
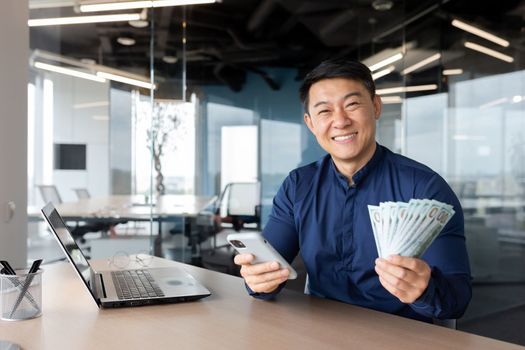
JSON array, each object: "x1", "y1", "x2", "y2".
[{"x1": 27, "y1": 223, "x2": 525, "y2": 347}]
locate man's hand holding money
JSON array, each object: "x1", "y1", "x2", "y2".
[{"x1": 374, "y1": 255, "x2": 431, "y2": 304}]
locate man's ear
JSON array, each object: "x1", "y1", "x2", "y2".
[
  {"x1": 304, "y1": 113, "x2": 315, "y2": 133},
  {"x1": 373, "y1": 94, "x2": 382, "y2": 120}
]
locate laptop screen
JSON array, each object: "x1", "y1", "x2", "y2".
[{"x1": 41, "y1": 202, "x2": 99, "y2": 304}]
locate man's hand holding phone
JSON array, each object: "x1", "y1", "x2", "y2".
[
  {"x1": 229, "y1": 232, "x2": 297, "y2": 294},
  {"x1": 234, "y1": 253, "x2": 290, "y2": 293}
]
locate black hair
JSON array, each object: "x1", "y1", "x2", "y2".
[{"x1": 299, "y1": 59, "x2": 376, "y2": 114}]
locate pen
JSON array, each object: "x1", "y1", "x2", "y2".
[
  {"x1": 28, "y1": 259, "x2": 43, "y2": 274},
  {"x1": 0, "y1": 260, "x2": 17, "y2": 275}
]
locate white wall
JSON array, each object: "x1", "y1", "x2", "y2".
[
  {"x1": 0, "y1": 0, "x2": 28, "y2": 268},
  {"x1": 30, "y1": 72, "x2": 110, "y2": 204},
  {"x1": 53, "y1": 74, "x2": 110, "y2": 201}
]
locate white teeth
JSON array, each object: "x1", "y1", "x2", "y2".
[{"x1": 333, "y1": 133, "x2": 356, "y2": 141}]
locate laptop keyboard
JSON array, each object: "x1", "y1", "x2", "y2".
[{"x1": 111, "y1": 269, "x2": 165, "y2": 300}]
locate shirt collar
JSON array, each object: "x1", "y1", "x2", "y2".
[{"x1": 329, "y1": 143, "x2": 384, "y2": 188}]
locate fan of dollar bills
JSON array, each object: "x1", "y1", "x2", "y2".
[{"x1": 368, "y1": 199, "x2": 455, "y2": 258}]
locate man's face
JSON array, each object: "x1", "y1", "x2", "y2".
[{"x1": 304, "y1": 77, "x2": 381, "y2": 169}]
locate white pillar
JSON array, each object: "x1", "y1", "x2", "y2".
[{"x1": 0, "y1": 1, "x2": 28, "y2": 268}]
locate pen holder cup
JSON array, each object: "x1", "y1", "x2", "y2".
[{"x1": 0, "y1": 269, "x2": 43, "y2": 321}]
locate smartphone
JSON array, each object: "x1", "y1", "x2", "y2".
[{"x1": 227, "y1": 232, "x2": 297, "y2": 280}]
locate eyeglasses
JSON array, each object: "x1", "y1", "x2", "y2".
[{"x1": 107, "y1": 250, "x2": 153, "y2": 269}]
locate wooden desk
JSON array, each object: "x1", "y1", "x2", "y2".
[{"x1": 0, "y1": 258, "x2": 521, "y2": 350}]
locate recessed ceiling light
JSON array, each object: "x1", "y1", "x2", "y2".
[
  {"x1": 372, "y1": 0, "x2": 393, "y2": 11},
  {"x1": 162, "y1": 56, "x2": 178, "y2": 64},
  {"x1": 129, "y1": 20, "x2": 149, "y2": 28},
  {"x1": 117, "y1": 37, "x2": 136, "y2": 46}
]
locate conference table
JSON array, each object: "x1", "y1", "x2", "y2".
[
  {"x1": 29, "y1": 194, "x2": 217, "y2": 256},
  {"x1": 0, "y1": 257, "x2": 522, "y2": 350},
  {"x1": 32, "y1": 194, "x2": 216, "y2": 219}
]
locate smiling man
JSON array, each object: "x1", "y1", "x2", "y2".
[{"x1": 234, "y1": 59, "x2": 472, "y2": 323}]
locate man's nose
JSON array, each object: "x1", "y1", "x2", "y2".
[{"x1": 332, "y1": 107, "x2": 351, "y2": 128}]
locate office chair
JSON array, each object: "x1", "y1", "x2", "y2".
[
  {"x1": 196, "y1": 182, "x2": 262, "y2": 245},
  {"x1": 37, "y1": 185, "x2": 63, "y2": 205},
  {"x1": 73, "y1": 188, "x2": 90, "y2": 200},
  {"x1": 37, "y1": 185, "x2": 114, "y2": 243},
  {"x1": 198, "y1": 182, "x2": 261, "y2": 275},
  {"x1": 72, "y1": 187, "x2": 127, "y2": 236},
  {"x1": 217, "y1": 182, "x2": 261, "y2": 231}
]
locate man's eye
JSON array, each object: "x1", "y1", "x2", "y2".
[
  {"x1": 345, "y1": 102, "x2": 359, "y2": 108},
  {"x1": 318, "y1": 110, "x2": 330, "y2": 115}
]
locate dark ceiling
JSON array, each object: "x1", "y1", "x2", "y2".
[{"x1": 30, "y1": 0, "x2": 525, "y2": 94}]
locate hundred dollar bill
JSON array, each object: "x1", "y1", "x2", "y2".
[
  {"x1": 395, "y1": 199, "x2": 435, "y2": 255},
  {"x1": 380, "y1": 202, "x2": 394, "y2": 256},
  {"x1": 386, "y1": 202, "x2": 408, "y2": 256},
  {"x1": 368, "y1": 205, "x2": 383, "y2": 257},
  {"x1": 392, "y1": 199, "x2": 428, "y2": 254},
  {"x1": 397, "y1": 200, "x2": 455, "y2": 257},
  {"x1": 403, "y1": 206, "x2": 455, "y2": 258}
]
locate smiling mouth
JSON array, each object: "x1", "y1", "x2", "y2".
[{"x1": 332, "y1": 132, "x2": 357, "y2": 141}]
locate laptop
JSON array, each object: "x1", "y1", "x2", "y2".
[{"x1": 41, "y1": 202, "x2": 211, "y2": 308}]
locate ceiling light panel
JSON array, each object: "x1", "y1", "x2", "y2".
[
  {"x1": 452, "y1": 19, "x2": 509, "y2": 47},
  {"x1": 442, "y1": 69, "x2": 463, "y2": 76},
  {"x1": 96, "y1": 71, "x2": 155, "y2": 89},
  {"x1": 376, "y1": 84, "x2": 438, "y2": 95},
  {"x1": 380, "y1": 95, "x2": 403, "y2": 104},
  {"x1": 368, "y1": 53, "x2": 403, "y2": 72},
  {"x1": 80, "y1": 0, "x2": 217, "y2": 12},
  {"x1": 34, "y1": 62, "x2": 106, "y2": 83},
  {"x1": 372, "y1": 65, "x2": 395, "y2": 80},
  {"x1": 464, "y1": 41, "x2": 514, "y2": 63},
  {"x1": 28, "y1": 13, "x2": 141, "y2": 26},
  {"x1": 401, "y1": 53, "x2": 441, "y2": 75}
]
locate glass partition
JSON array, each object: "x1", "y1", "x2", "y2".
[
  {"x1": 27, "y1": 3, "x2": 156, "y2": 263},
  {"x1": 400, "y1": 1, "x2": 525, "y2": 340}
]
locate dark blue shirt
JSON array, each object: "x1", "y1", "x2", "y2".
[{"x1": 252, "y1": 144, "x2": 471, "y2": 323}]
